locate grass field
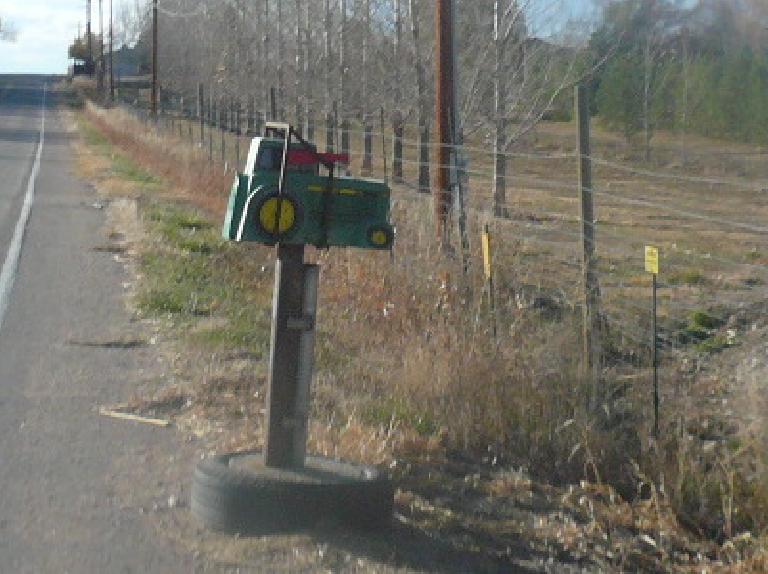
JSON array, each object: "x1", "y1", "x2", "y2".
[{"x1": 76, "y1": 93, "x2": 768, "y2": 567}]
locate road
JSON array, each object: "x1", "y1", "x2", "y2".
[{"x1": 0, "y1": 76, "x2": 201, "y2": 572}]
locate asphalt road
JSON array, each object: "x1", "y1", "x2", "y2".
[{"x1": 0, "y1": 76, "x2": 201, "y2": 573}]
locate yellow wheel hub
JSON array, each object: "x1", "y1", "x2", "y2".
[
  {"x1": 259, "y1": 197, "x2": 297, "y2": 235},
  {"x1": 370, "y1": 229, "x2": 389, "y2": 247}
]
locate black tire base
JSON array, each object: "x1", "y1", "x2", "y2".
[{"x1": 191, "y1": 451, "x2": 394, "y2": 535}]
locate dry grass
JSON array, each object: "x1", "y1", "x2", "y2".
[
  {"x1": 75, "y1": 97, "x2": 768, "y2": 567},
  {"x1": 85, "y1": 103, "x2": 230, "y2": 218}
]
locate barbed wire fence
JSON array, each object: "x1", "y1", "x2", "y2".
[{"x1": 109, "y1": 81, "x2": 768, "y2": 434}]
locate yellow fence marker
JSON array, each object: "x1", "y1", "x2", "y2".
[
  {"x1": 645, "y1": 245, "x2": 659, "y2": 275},
  {"x1": 482, "y1": 224, "x2": 493, "y2": 280},
  {"x1": 644, "y1": 245, "x2": 660, "y2": 438},
  {"x1": 482, "y1": 224, "x2": 496, "y2": 338}
]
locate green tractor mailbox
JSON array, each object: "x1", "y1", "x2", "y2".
[
  {"x1": 223, "y1": 122, "x2": 394, "y2": 250},
  {"x1": 220, "y1": 122, "x2": 395, "y2": 472}
]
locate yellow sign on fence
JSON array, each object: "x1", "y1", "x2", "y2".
[
  {"x1": 482, "y1": 226, "x2": 493, "y2": 280},
  {"x1": 645, "y1": 245, "x2": 659, "y2": 275}
]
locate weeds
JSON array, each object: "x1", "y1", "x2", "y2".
[{"x1": 668, "y1": 268, "x2": 708, "y2": 286}]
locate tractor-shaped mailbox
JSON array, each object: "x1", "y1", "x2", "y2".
[
  {"x1": 196, "y1": 122, "x2": 396, "y2": 526},
  {"x1": 223, "y1": 122, "x2": 394, "y2": 250}
]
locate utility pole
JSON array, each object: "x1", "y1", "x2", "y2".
[
  {"x1": 435, "y1": 0, "x2": 455, "y2": 246},
  {"x1": 151, "y1": 0, "x2": 158, "y2": 116},
  {"x1": 86, "y1": 0, "x2": 93, "y2": 69},
  {"x1": 109, "y1": 0, "x2": 114, "y2": 101}
]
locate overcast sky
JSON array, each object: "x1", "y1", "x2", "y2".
[{"x1": 0, "y1": 1, "x2": 598, "y2": 75}]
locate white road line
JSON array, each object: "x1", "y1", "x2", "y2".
[{"x1": 0, "y1": 84, "x2": 46, "y2": 331}]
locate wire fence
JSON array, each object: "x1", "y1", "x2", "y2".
[{"x1": 112, "y1": 89, "x2": 768, "y2": 414}]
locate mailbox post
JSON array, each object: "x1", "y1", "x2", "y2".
[
  {"x1": 224, "y1": 122, "x2": 394, "y2": 470},
  {"x1": 264, "y1": 244, "x2": 317, "y2": 468},
  {"x1": 192, "y1": 122, "x2": 396, "y2": 537}
]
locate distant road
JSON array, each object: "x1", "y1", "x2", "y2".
[{"x1": 0, "y1": 76, "x2": 202, "y2": 573}]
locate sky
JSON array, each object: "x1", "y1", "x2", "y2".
[
  {"x1": 0, "y1": 1, "x2": 87, "y2": 74},
  {"x1": 0, "y1": 0, "x2": 598, "y2": 75}
]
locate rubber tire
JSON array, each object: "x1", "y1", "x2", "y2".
[{"x1": 191, "y1": 451, "x2": 393, "y2": 535}]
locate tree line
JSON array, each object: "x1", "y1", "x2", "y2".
[
  {"x1": 93, "y1": 0, "x2": 767, "y2": 182},
  {"x1": 589, "y1": 0, "x2": 768, "y2": 157}
]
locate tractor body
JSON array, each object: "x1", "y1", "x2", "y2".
[{"x1": 222, "y1": 130, "x2": 394, "y2": 250}]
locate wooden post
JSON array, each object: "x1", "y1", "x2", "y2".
[
  {"x1": 270, "y1": 87, "x2": 278, "y2": 121},
  {"x1": 303, "y1": 0, "x2": 313, "y2": 142},
  {"x1": 263, "y1": 0, "x2": 271, "y2": 126},
  {"x1": 207, "y1": 90, "x2": 213, "y2": 162},
  {"x1": 380, "y1": 107, "x2": 388, "y2": 181},
  {"x1": 265, "y1": 244, "x2": 313, "y2": 468},
  {"x1": 198, "y1": 84, "x2": 204, "y2": 145},
  {"x1": 220, "y1": 100, "x2": 226, "y2": 165},
  {"x1": 361, "y1": 0, "x2": 372, "y2": 176},
  {"x1": 576, "y1": 85, "x2": 602, "y2": 409},
  {"x1": 151, "y1": 0, "x2": 158, "y2": 116},
  {"x1": 392, "y1": 111, "x2": 404, "y2": 182},
  {"x1": 295, "y1": 0, "x2": 304, "y2": 134},
  {"x1": 409, "y1": 0, "x2": 430, "y2": 193},
  {"x1": 325, "y1": 107, "x2": 335, "y2": 153},
  {"x1": 435, "y1": 0, "x2": 455, "y2": 246},
  {"x1": 247, "y1": 95, "x2": 255, "y2": 135},
  {"x1": 339, "y1": 0, "x2": 349, "y2": 165},
  {"x1": 392, "y1": 0, "x2": 403, "y2": 182},
  {"x1": 362, "y1": 120, "x2": 373, "y2": 176},
  {"x1": 323, "y1": 0, "x2": 333, "y2": 152}
]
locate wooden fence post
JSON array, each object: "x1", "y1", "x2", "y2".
[
  {"x1": 198, "y1": 83, "x2": 204, "y2": 145},
  {"x1": 207, "y1": 91, "x2": 213, "y2": 162},
  {"x1": 418, "y1": 120, "x2": 430, "y2": 193},
  {"x1": 325, "y1": 102, "x2": 335, "y2": 153},
  {"x1": 219, "y1": 98, "x2": 226, "y2": 165},
  {"x1": 392, "y1": 110, "x2": 404, "y2": 182},
  {"x1": 362, "y1": 114, "x2": 373, "y2": 176},
  {"x1": 235, "y1": 99, "x2": 242, "y2": 169},
  {"x1": 576, "y1": 84, "x2": 603, "y2": 409},
  {"x1": 247, "y1": 95, "x2": 255, "y2": 135}
]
